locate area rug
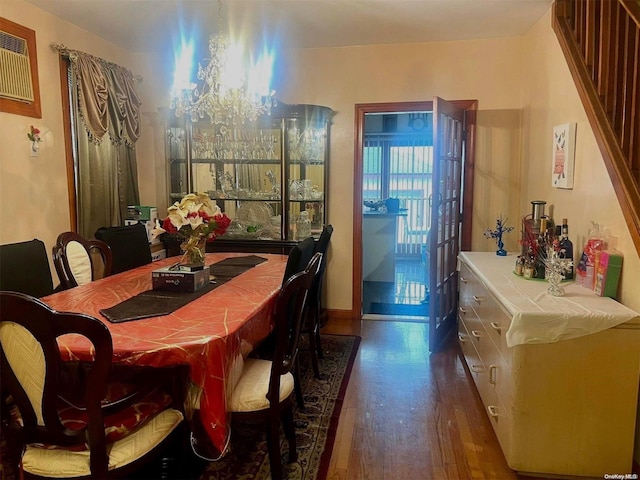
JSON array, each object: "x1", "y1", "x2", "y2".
[
  {"x1": 369, "y1": 302, "x2": 428, "y2": 316},
  {"x1": 198, "y1": 334, "x2": 360, "y2": 480}
]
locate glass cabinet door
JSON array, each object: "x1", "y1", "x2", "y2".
[
  {"x1": 286, "y1": 111, "x2": 329, "y2": 240},
  {"x1": 166, "y1": 123, "x2": 188, "y2": 203}
]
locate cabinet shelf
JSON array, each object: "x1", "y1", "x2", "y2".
[
  {"x1": 170, "y1": 158, "x2": 325, "y2": 166},
  {"x1": 210, "y1": 196, "x2": 282, "y2": 202}
]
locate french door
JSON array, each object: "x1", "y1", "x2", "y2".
[{"x1": 428, "y1": 97, "x2": 465, "y2": 351}]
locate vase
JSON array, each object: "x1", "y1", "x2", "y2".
[
  {"x1": 496, "y1": 237, "x2": 507, "y2": 256},
  {"x1": 180, "y1": 236, "x2": 207, "y2": 266}
]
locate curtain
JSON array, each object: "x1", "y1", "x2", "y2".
[{"x1": 59, "y1": 47, "x2": 142, "y2": 239}]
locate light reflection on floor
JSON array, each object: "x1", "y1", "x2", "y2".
[{"x1": 362, "y1": 257, "x2": 428, "y2": 315}]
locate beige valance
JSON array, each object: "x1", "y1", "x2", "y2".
[{"x1": 51, "y1": 43, "x2": 142, "y2": 147}]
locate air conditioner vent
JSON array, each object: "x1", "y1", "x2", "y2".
[{"x1": 0, "y1": 30, "x2": 34, "y2": 102}]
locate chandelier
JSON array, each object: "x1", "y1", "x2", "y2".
[{"x1": 169, "y1": 0, "x2": 276, "y2": 125}]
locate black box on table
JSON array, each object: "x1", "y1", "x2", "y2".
[{"x1": 152, "y1": 265, "x2": 210, "y2": 292}]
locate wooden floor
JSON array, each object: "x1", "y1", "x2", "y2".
[{"x1": 322, "y1": 318, "x2": 550, "y2": 480}]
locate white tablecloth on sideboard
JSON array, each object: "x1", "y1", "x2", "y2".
[{"x1": 458, "y1": 251, "x2": 640, "y2": 347}]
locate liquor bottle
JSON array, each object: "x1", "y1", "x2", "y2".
[
  {"x1": 535, "y1": 217, "x2": 548, "y2": 279},
  {"x1": 559, "y1": 218, "x2": 574, "y2": 279}
]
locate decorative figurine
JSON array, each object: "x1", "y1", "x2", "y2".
[
  {"x1": 484, "y1": 216, "x2": 515, "y2": 256},
  {"x1": 544, "y1": 247, "x2": 573, "y2": 296}
]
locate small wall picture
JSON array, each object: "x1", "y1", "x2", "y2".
[{"x1": 552, "y1": 123, "x2": 576, "y2": 189}]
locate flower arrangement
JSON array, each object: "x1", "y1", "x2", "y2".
[
  {"x1": 152, "y1": 193, "x2": 231, "y2": 265},
  {"x1": 484, "y1": 216, "x2": 515, "y2": 256},
  {"x1": 27, "y1": 125, "x2": 41, "y2": 143},
  {"x1": 27, "y1": 125, "x2": 42, "y2": 151}
]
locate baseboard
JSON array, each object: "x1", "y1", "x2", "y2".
[
  {"x1": 326, "y1": 308, "x2": 354, "y2": 320},
  {"x1": 323, "y1": 309, "x2": 361, "y2": 336}
]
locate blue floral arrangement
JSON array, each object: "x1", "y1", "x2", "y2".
[{"x1": 484, "y1": 216, "x2": 515, "y2": 256}]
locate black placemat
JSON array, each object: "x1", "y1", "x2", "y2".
[{"x1": 100, "y1": 255, "x2": 267, "y2": 323}]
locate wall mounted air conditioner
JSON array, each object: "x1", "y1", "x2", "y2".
[{"x1": 0, "y1": 29, "x2": 34, "y2": 102}]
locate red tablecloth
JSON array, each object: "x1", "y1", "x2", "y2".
[{"x1": 41, "y1": 252, "x2": 287, "y2": 455}]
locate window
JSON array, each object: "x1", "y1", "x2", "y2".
[
  {"x1": 364, "y1": 132, "x2": 433, "y2": 254},
  {"x1": 0, "y1": 17, "x2": 41, "y2": 118}
]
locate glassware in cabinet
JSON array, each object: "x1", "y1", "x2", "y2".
[{"x1": 164, "y1": 103, "x2": 333, "y2": 247}]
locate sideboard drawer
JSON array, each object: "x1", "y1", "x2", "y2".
[
  {"x1": 479, "y1": 293, "x2": 512, "y2": 364},
  {"x1": 485, "y1": 390, "x2": 512, "y2": 459},
  {"x1": 458, "y1": 316, "x2": 483, "y2": 391}
]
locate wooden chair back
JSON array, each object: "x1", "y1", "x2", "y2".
[
  {"x1": 311, "y1": 224, "x2": 333, "y2": 303},
  {"x1": 0, "y1": 291, "x2": 113, "y2": 476},
  {"x1": 268, "y1": 252, "x2": 322, "y2": 405},
  {"x1": 282, "y1": 236, "x2": 316, "y2": 284},
  {"x1": 54, "y1": 231, "x2": 113, "y2": 289}
]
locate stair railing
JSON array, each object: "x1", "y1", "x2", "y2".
[{"x1": 552, "y1": 0, "x2": 640, "y2": 256}]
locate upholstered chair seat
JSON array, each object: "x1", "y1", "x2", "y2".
[{"x1": 229, "y1": 358, "x2": 295, "y2": 412}]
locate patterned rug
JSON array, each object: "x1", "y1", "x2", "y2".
[{"x1": 198, "y1": 334, "x2": 360, "y2": 480}]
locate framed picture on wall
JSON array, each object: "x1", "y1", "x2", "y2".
[{"x1": 551, "y1": 122, "x2": 576, "y2": 189}]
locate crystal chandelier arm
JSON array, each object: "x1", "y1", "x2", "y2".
[{"x1": 169, "y1": 0, "x2": 276, "y2": 125}]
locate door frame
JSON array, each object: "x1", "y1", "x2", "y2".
[{"x1": 352, "y1": 100, "x2": 477, "y2": 320}]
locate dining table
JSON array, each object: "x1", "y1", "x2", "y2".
[{"x1": 41, "y1": 252, "x2": 288, "y2": 458}]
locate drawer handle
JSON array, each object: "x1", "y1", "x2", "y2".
[
  {"x1": 458, "y1": 334, "x2": 466, "y2": 343},
  {"x1": 490, "y1": 322, "x2": 502, "y2": 334},
  {"x1": 472, "y1": 295, "x2": 483, "y2": 303},
  {"x1": 459, "y1": 306, "x2": 468, "y2": 315},
  {"x1": 487, "y1": 405, "x2": 499, "y2": 418},
  {"x1": 471, "y1": 330, "x2": 482, "y2": 339},
  {"x1": 460, "y1": 276, "x2": 468, "y2": 283},
  {"x1": 470, "y1": 364, "x2": 483, "y2": 373},
  {"x1": 489, "y1": 365, "x2": 497, "y2": 384}
]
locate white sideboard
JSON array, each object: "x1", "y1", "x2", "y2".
[{"x1": 457, "y1": 251, "x2": 640, "y2": 478}]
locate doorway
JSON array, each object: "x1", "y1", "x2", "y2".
[
  {"x1": 352, "y1": 100, "x2": 477, "y2": 325},
  {"x1": 361, "y1": 111, "x2": 432, "y2": 318}
]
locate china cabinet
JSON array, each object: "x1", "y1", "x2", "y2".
[
  {"x1": 164, "y1": 103, "x2": 334, "y2": 253},
  {"x1": 457, "y1": 252, "x2": 640, "y2": 478}
]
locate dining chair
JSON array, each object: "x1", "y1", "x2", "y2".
[
  {"x1": 0, "y1": 291, "x2": 186, "y2": 479},
  {"x1": 228, "y1": 252, "x2": 321, "y2": 480},
  {"x1": 304, "y1": 224, "x2": 333, "y2": 374},
  {"x1": 253, "y1": 236, "x2": 316, "y2": 398},
  {"x1": 0, "y1": 238, "x2": 55, "y2": 297},
  {"x1": 282, "y1": 236, "x2": 316, "y2": 284},
  {"x1": 53, "y1": 231, "x2": 113, "y2": 289},
  {"x1": 278, "y1": 236, "x2": 316, "y2": 402},
  {"x1": 95, "y1": 223, "x2": 152, "y2": 274}
]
